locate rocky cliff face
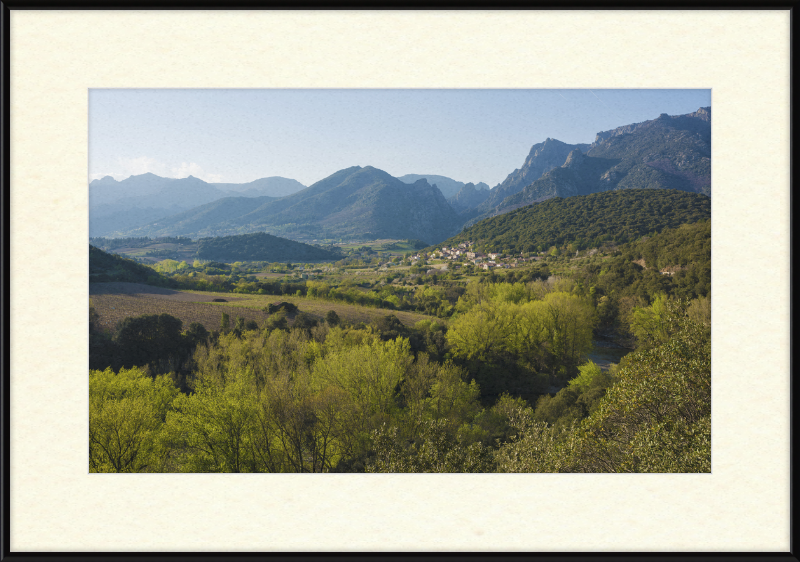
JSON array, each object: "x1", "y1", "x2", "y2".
[
  {"x1": 478, "y1": 138, "x2": 591, "y2": 213},
  {"x1": 498, "y1": 107, "x2": 711, "y2": 212},
  {"x1": 464, "y1": 107, "x2": 711, "y2": 225},
  {"x1": 448, "y1": 182, "x2": 490, "y2": 213}
]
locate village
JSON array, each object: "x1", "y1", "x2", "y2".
[{"x1": 408, "y1": 241, "x2": 543, "y2": 270}]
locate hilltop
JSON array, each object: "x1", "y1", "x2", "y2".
[
  {"x1": 89, "y1": 245, "x2": 171, "y2": 285},
  {"x1": 196, "y1": 232, "x2": 341, "y2": 262}
]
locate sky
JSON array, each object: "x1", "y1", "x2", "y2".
[{"x1": 89, "y1": 89, "x2": 711, "y2": 188}]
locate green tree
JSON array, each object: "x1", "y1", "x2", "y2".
[
  {"x1": 166, "y1": 367, "x2": 262, "y2": 473},
  {"x1": 89, "y1": 366, "x2": 178, "y2": 472},
  {"x1": 367, "y1": 419, "x2": 493, "y2": 473},
  {"x1": 567, "y1": 360, "x2": 603, "y2": 393},
  {"x1": 114, "y1": 313, "x2": 185, "y2": 371},
  {"x1": 325, "y1": 310, "x2": 341, "y2": 326}
]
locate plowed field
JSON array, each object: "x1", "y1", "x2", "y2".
[{"x1": 89, "y1": 282, "x2": 437, "y2": 334}]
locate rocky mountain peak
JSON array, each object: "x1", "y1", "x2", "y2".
[
  {"x1": 691, "y1": 106, "x2": 711, "y2": 122},
  {"x1": 563, "y1": 148, "x2": 586, "y2": 169},
  {"x1": 90, "y1": 175, "x2": 119, "y2": 186}
]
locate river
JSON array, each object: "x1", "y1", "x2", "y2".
[{"x1": 586, "y1": 338, "x2": 632, "y2": 370}]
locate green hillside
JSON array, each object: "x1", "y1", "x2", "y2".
[
  {"x1": 196, "y1": 232, "x2": 341, "y2": 262},
  {"x1": 89, "y1": 245, "x2": 168, "y2": 285},
  {"x1": 441, "y1": 188, "x2": 710, "y2": 254}
]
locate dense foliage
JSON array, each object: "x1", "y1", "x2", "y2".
[
  {"x1": 90, "y1": 236, "x2": 194, "y2": 251},
  {"x1": 89, "y1": 195, "x2": 711, "y2": 473},
  {"x1": 89, "y1": 294, "x2": 709, "y2": 473},
  {"x1": 89, "y1": 245, "x2": 174, "y2": 286},
  {"x1": 197, "y1": 232, "x2": 340, "y2": 262},
  {"x1": 445, "y1": 189, "x2": 710, "y2": 255}
]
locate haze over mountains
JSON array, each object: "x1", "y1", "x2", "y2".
[
  {"x1": 89, "y1": 174, "x2": 305, "y2": 236},
  {"x1": 91, "y1": 107, "x2": 710, "y2": 245},
  {"x1": 396, "y1": 174, "x2": 490, "y2": 199},
  {"x1": 120, "y1": 166, "x2": 463, "y2": 244}
]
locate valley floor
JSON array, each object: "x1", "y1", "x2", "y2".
[{"x1": 90, "y1": 282, "x2": 438, "y2": 335}]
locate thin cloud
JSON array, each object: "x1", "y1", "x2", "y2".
[{"x1": 92, "y1": 157, "x2": 225, "y2": 183}]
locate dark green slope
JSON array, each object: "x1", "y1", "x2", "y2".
[
  {"x1": 196, "y1": 232, "x2": 340, "y2": 262},
  {"x1": 89, "y1": 245, "x2": 168, "y2": 285},
  {"x1": 439, "y1": 189, "x2": 711, "y2": 254}
]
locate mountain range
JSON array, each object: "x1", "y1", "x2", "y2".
[
  {"x1": 470, "y1": 138, "x2": 592, "y2": 219},
  {"x1": 92, "y1": 106, "x2": 711, "y2": 245},
  {"x1": 467, "y1": 107, "x2": 711, "y2": 225},
  {"x1": 396, "y1": 174, "x2": 489, "y2": 199},
  {"x1": 121, "y1": 166, "x2": 464, "y2": 245},
  {"x1": 89, "y1": 174, "x2": 305, "y2": 237}
]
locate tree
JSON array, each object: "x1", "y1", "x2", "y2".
[
  {"x1": 166, "y1": 367, "x2": 262, "y2": 473},
  {"x1": 90, "y1": 367, "x2": 178, "y2": 472},
  {"x1": 185, "y1": 322, "x2": 209, "y2": 347},
  {"x1": 515, "y1": 298, "x2": 711, "y2": 473},
  {"x1": 325, "y1": 310, "x2": 341, "y2": 326},
  {"x1": 567, "y1": 360, "x2": 603, "y2": 393},
  {"x1": 293, "y1": 312, "x2": 319, "y2": 333},
  {"x1": 367, "y1": 419, "x2": 493, "y2": 473},
  {"x1": 114, "y1": 313, "x2": 185, "y2": 371}
]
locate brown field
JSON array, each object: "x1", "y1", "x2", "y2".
[{"x1": 89, "y1": 282, "x2": 439, "y2": 334}]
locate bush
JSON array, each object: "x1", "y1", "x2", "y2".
[
  {"x1": 293, "y1": 312, "x2": 319, "y2": 332},
  {"x1": 325, "y1": 310, "x2": 341, "y2": 326}
]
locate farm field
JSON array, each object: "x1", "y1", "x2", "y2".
[{"x1": 89, "y1": 282, "x2": 439, "y2": 334}]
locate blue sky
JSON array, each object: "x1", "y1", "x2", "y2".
[{"x1": 89, "y1": 89, "x2": 711, "y2": 187}]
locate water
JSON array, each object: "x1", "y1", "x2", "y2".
[{"x1": 586, "y1": 339, "x2": 631, "y2": 370}]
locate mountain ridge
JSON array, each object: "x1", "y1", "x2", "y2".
[
  {"x1": 468, "y1": 107, "x2": 711, "y2": 225},
  {"x1": 119, "y1": 165, "x2": 464, "y2": 245}
]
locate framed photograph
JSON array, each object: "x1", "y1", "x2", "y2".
[{"x1": 7, "y1": 8, "x2": 790, "y2": 554}]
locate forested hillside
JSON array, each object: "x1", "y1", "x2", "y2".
[
  {"x1": 89, "y1": 245, "x2": 173, "y2": 285},
  {"x1": 444, "y1": 189, "x2": 710, "y2": 254},
  {"x1": 197, "y1": 232, "x2": 341, "y2": 262}
]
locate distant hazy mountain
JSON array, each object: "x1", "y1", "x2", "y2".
[
  {"x1": 396, "y1": 174, "x2": 488, "y2": 200},
  {"x1": 89, "y1": 173, "x2": 305, "y2": 237},
  {"x1": 122, "y1": 166, "x2": 464, "y2": 245},
  {"x1": 211, "y1": 176, "x2": 306, "y2": 198},
  {"x1": 90, "y1": 173, "x2": 177, "y2": 208},
  {"x1": 448, "y1": 182, "x2": 491, "y2": 213}
]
